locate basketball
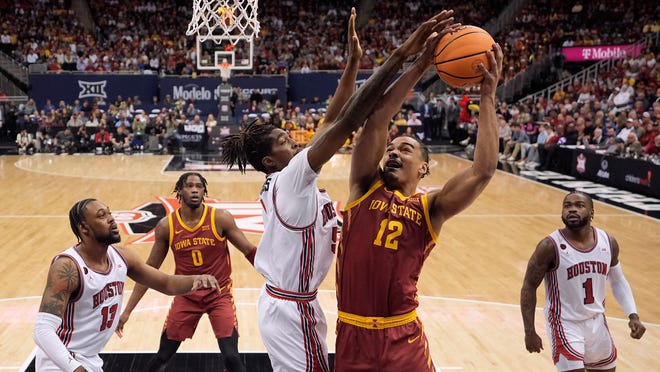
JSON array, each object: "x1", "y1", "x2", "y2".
[{"x1": 434, "y1": 26, "x2": 495, "y2": 88}]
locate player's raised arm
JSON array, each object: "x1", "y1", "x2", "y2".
[
  {"x1": 308, "y1": 7, "x2": 362, "y2": 146},
  {"x1": 427, "y1": 43, "x2": 502, "y2": 229},
  {"x1": 306, "y1": 10, "x2": 456, "y2": 172}
]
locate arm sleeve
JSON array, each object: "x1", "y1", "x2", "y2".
[
  {"x1": 608, "y1": 263, "x2": 638, "y2": 316},
  {"x1": 33, "y1": 312, "x2": 83, "y2": 372}
]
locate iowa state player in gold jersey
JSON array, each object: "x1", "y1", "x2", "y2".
[
  {"x1": 116, "y1": 172, "x2": 256, "y2": 372},
  {"x1": 334, "y1": 35, "x2": 503, "y2": 371}
]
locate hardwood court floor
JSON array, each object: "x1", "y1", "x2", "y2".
[{"x1": 0, "y1": 153, "x2": 658, "y2": 371}]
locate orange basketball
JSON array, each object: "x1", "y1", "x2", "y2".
[{"x1": 434, "y1": 26, "x2": 495, "y2": 88}]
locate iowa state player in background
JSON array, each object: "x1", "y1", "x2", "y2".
[
  {"x1": 334, "y1": 22, "x2": 503, "y2": 371},
  {"x1": 116, "y1": 172, "x2": 257, "y2": 372},
  {"x1": 521, "y1": 191, "x2": 646, "y2": 371}
]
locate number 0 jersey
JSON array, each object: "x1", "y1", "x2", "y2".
[
  {"x1": 168, "y1": 204, "x2": 232, "y2": 298},
  {"x1": 544, "y1": 227, "x2": 612, "y2": 321},
  {"x1": 337, "y1": 180, "x2": 437, "y2": 317}
]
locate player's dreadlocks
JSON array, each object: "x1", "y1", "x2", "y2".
[
  {"x1": 220, "y1": 121, "x2": 277, "y2": 174},
  {"x1": 173, "y1": 172, "x2": 209, "y2": 201},
  {"x1": 69, "y1": 198, "x2": 97, "y2": 242}
]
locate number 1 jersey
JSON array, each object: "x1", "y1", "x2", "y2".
[{"x1": 544, "y1": 227, "x2": 612, "y2": 321}]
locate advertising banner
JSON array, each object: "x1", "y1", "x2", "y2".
[
  {"x1": 159, "y1": 75, "x2": 286, "y2": 115},
  {"x1": 561, "y1": 44, "x2": 644, "y2": 62},
  {"x1": 570, "y1": 148, "x2": 659, "y2": 198},
  {"x1": 28, "y1": 74, "x2": 158, "y2": 109}
]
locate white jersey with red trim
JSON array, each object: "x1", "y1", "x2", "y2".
[
  {"x1": 36, "y1": 245, "x2": 127, "y2": 371},
  {"x1": 544, "y1": 227, "x2": 612, "y2": 321},
  {"x1": 255, "y1": 147, "x2": 337, "y2": 293}
]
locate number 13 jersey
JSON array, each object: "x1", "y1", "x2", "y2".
[{"x1": 47, "y1": 246, "x2": 127, "y2": 362}]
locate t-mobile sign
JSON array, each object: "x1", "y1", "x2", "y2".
[{"x1": 562, "y1": 44, "x2": 644, "y2": 62}]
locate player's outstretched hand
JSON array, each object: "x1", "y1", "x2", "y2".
[
  {"x1": 524, "y1": 331, "x2": 544, "y2": 353},
  {"x1": 398, "y1": 9, "x2": 455, "y2": 58},
  {"x1": 191, "y1": 274, "x2": 221, "y2": 291},
  {"x1": 629, "y1": 315, "x2": 646, "y2": 339},
  {"x1": 477, "y1": 43, "x2": 503, "y2": 98},
  {"x1": 415, "y1": 23, "x2": 462, "y2": 69},
  {"x1": 347, "y1": 7, "x2": 362, "y2": 62}
]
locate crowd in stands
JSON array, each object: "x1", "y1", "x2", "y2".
[
  {"x1": 6, "y1": 88, "x2": 333, "y2": 155},
  {"x1": 494, "y1": 0, "x2": 659, "y2": 81},
  {"x1": 2, "y1": 0, "x2": 659, "y2": 172},
  {"x1": 6, "y1": 39, "x2": 659, "y2": 163},
  {"x1": 5, "y1": 0, "x2": 657, "y2": 81},
  {"x1": 484, "y1": 52, "x2": 660, "y2": 169}
]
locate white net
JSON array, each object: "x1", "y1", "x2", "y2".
[
  {"x1": 219, "y1": 63, "x2": 231, "y2": 80},
  {"x1": 187, "y1": 0, "x2": 260, "y2": 44}
]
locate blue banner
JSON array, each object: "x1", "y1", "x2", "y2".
[
  {"x1": 159, "y1": 75, "x2": 286, "y2": 115},
  {"x1": 28, "y1": 72, "x2": 414, "y2": 116},
  {"x1": 28, "y1": 74, "x2": 158, "y2": 110},
  {"x1": 287, "y1": 71, "x2": 375, "y2": 103}
]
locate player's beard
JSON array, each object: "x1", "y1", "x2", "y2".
[
  {"x1": 561, "y1": 215, "x2": 590, "y2": 230},
  {"x1": 99, "y1": 232, "x2": 121, "y2": 246}
]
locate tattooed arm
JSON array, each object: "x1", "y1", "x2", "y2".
[{"x1": 33, "y1": 256, "x2": 87, "y2": 371}]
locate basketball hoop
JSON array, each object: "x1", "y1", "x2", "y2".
[{"x1": 187, "y1": 0, "x2": 260, "y2": 45}]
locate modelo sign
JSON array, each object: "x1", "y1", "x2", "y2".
[
  {"x1": 161, "y1": 75, "x2": 285, "y2": 99},
  {"x1": 562, "y1": 44, "x2": 644, "y2": 62}
]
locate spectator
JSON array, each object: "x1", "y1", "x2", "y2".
[
  {"x1": 94, "y1": 125, "x2": 112, "y2": 154},
  {"x1": 16, "y1": 128, "x2": 35, "y2": 155},
  {"x1": 112, "y1": 124, "x2": 132, "y2": 153},
  {"x1": 115, "y1": 112, "x2": 132, "y2": 130},
  {"x1": 501, "y1": 122, "x2": 530, "y2": 162},
  {"x1": 131, "y1": 113, "x2": 149, "y2": 150},
  {"x1": 586, "y1": 126, "x2": 607, "y2": 150},
  {"x1": 54, "y1": 127, "x2": 76, "y2": 155},
  {"x1": 76, "y1": 126, "x2": 92, "y2": 153},
  {"x1": 520, "y1": 123, "x2": 551, "y2": 169},
  {"x1": 497, "y1": 114, "x2": 512, "y2": 152},
  {"x1": 643, "y1": 133, "x2": 660, "y2": 156},
  {"x1": 66, "y1": 111, "x2": 85, "y2": 129},
  {"x1": 406, "y1": 111, "x2": 422, "y2": 126},
  {"x1": 623, "y1": 132, "x2": 644, "y2": 157},
  {"x1": 392, "y1": 112, "x2": 407, "y2": 127}
]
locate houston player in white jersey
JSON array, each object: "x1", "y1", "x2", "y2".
[
  {"x1": 33, "y1": 199, "x2": 220, "y2": 372},
  {"x1": 521, "y1": 191, "x2": 646, "y2": 371},
  {"x1": 220, "y1": 8, "x2": 455, "y2": 371}
]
